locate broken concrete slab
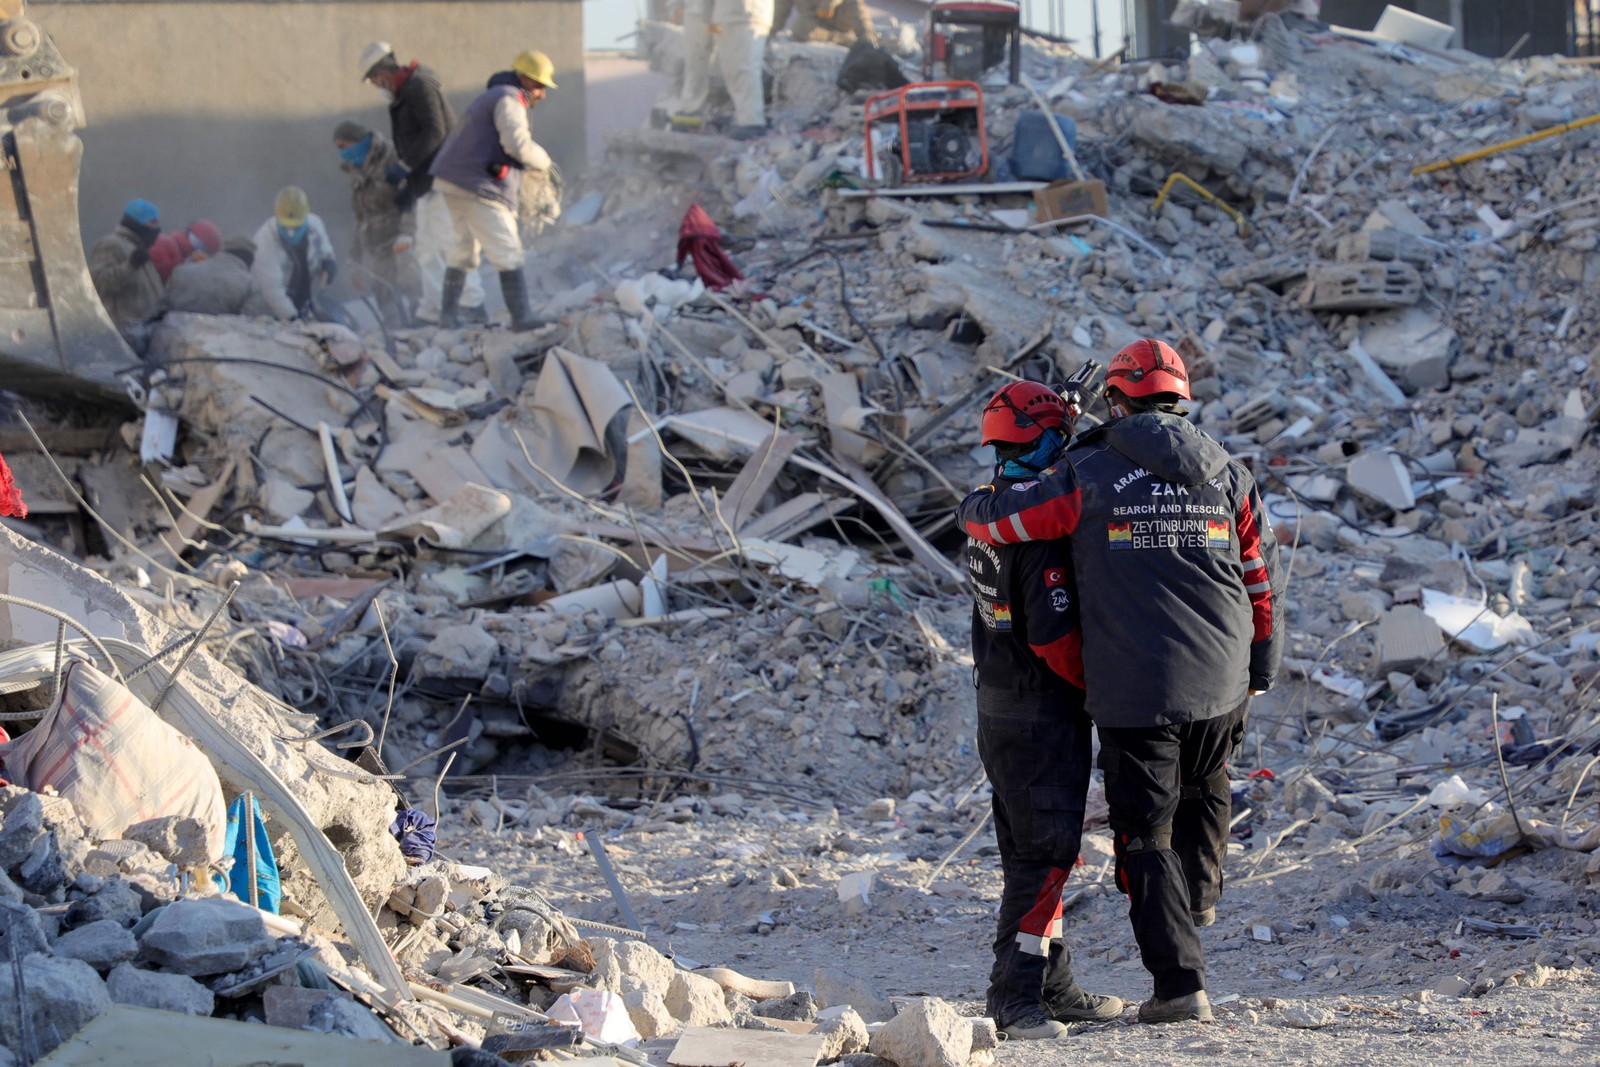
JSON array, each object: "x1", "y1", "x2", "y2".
[
  {"x1": 1374, "y1": 605, "x2": 1447, "y2": 675},
  {"x1": 668, "y1": 1024, "x2": 824, "y2": 1067},
  {"x1": 105, "y1": 960, "x2": 215, "y2": 1016},
  {"x1": 1347, "y1": 450, "x2": 1416, "y2": 512},
  {"x1": 1360, "y1": 308, "x2": 1457, "y2": 393}
]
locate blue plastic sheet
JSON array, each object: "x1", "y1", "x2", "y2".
[{"x1": 216, "y1": 794, "x2": 281, "y2": 913}]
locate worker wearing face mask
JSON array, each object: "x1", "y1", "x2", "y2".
[
  {"x1": 359, "y1": 41, "x2": 487, "y2": 324},
  {"x1": 334, "y1": 119, "x2": 419, "y2": 327},
  {"x1": 250, "y1": 186, "x2": 338, "y2": 321}
]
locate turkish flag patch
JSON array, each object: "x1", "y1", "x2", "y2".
[{"x1": 1044, "y1": 567, "x2": 1066, "y2": 588}]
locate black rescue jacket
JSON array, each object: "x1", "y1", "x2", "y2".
[
  {"x1": 966, "y1": 477, "x2": 1083, "y2": 695},
  {"x1": 958, "y1": 412, "x2": 1283, "y2": 729},
  {"x1": 389, "y1": 63, "x2": 455, "y2": 199}
]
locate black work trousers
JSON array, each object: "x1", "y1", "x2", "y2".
[
  {"x1": 976, "y1": 685, "x2": 1093, "y2": 1025},
  {"x1": 1097, "y1": 700, "x2": 1248, "y2": 1000}
]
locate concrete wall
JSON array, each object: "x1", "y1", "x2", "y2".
[{"x1": 31, "y1": 0, "x2": 584, "y2": 261}]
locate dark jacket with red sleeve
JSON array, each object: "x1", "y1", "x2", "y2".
[
  {"x1": 957, "y1": 412, "x2": 1283, "y2": 729},
  {"x1": 966, "y1": 502, "x2": 1084, "y2": 694}
]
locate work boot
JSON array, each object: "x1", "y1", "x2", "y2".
[
  {"x1": 1047, "y1": 990, "x2": 1125, "y2": 1022},
  {"x1": 438, "y1": 267, "x2": 467, "y2": 329},
  {"x1": 999, "y1": 1008, "x2": 1069, "y2": 1041},
  {"x1": 1138, "y1": 990, "x2": 1213, "y2": 1024},
  {"x1": 498, "y1": 269, "x2": 545, "y2": 332},
  {"x1": 1192, "y1": 906, "x2": 1217, "y2": 928}
]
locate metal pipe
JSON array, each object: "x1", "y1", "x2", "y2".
[
  {"x1": 1412, "y1": 113, "x2": 1600, "y2": 175},
  {"x1": 580, "y1": 831, "x2": 645, "y2": 935}
]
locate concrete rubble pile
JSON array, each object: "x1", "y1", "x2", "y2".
[{"x1": 3, "y1": 5, "x2": 1600, "y2": 1062}]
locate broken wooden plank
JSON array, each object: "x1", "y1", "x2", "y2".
[
  {"x1": 275, "y1": 575, "x2": 389, "y2": 600},
  {"x1": 740, "y1": 492, "x2": 853, "y2": 541},
  {"x1": 668, "y1": 1024, "x2": 824, "y2": 1067},
  {"x1": 35, "y1": 1005, "x2": 448, "y2": 1067},
  {"x1": 157, "y1": 460, "x2": 235, "y2": 562},
  {"x1": 836, "y1": 181, "x2": 1047, "y2": 199},
  {"x1": 722, "y1": 430, "x2": 802, "y2": 530},
  {"x1": 0, "y1": 427, "x2": 119, "y2": 455}
]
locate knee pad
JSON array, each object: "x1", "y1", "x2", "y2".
[
  {"x1": 1180, "y1": 767, "x2": 1231, "y2": 801},
  {"x1": 1120, "y1": 823, "x2": 1173, "y2": 855}
]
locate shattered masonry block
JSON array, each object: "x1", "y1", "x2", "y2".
[
  {"x1": 1335, "y1": 229, "x2": 1431, "y2": 266},
  {"x1": 1217, "y1": 257, "x2": 1306, "y2": 291},
  {"x1": 0, "y1": 954, "x2": 111, "y2": 1057},
  {"x1": 666, "y1": 969, "x2": 734, "y2": 1026},
  {"x1": 814, "y1": 966, "x2": 894, "y2": 1023},
  {"x1": 138, "y1": 897, "x2": 279, "y2": 976},
  {"x1": 50, "y1": 919, "x2": 138, "y2": 971},
  {"x1": 868, "y1": 997, "x2": 973, "y2": 1067},
  {"x1": 1306, "y1": 262, "x2": 1421, "y2": 311},
  {"x1": 106, "y1": 961, "x2": 215, "y2": 1016}
]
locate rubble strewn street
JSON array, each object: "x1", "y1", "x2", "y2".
[{"x1": 5, "y1": 4, "x2": 1600, "y2": 1065}]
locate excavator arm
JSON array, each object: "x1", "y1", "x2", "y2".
[{"x1": 0, "y1": 0, "x2": 133, "y2": 402}]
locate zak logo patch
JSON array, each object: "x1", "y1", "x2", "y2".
[{"x1": 1050, "y1": 588, "x2": 1070, "y2": 612}]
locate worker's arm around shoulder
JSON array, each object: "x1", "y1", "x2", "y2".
[
  {"x1": 1234, "y1": 467, "x2": 1283, "y2": 693},
  {"x1": 1014, "y1": 541, "x2": 1083, "y2": 689},
  {"x1": 957, "y1": 462, "x2": 1082, "y2": 547}
]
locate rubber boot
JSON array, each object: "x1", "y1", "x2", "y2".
[
  {"x1": 439, "y1": 267, "x2": 467, "y2": 329},
  {"x1": 499, "y1": 269, "x2": 544, "y2": 332}
]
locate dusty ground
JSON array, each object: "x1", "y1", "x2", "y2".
[{"x1": 443, "y1": 721, "x2": 1600, "y2": 1066}]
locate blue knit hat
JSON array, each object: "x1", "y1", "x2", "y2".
[{"x1": 123, "y1": 198, "x2": 159, "y2": 225}]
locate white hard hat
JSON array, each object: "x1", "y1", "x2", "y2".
[{"x1": 358, "y1": 40, "x2": 395, "y2": 81}]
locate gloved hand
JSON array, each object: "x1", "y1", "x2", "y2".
[
  {"x1": 394, "y1": 184, "x2": 416, "y2": 213},
  {"x1": 486, "y1": 162, "x2": 509, "y2": 180},
  {"x1": 385, "y1": 162, "x2": 409, "y2": 185},
  {"x1": 129, "y1": 246, "x2": 150, "y2": 268},
  {"x1": 318, "y1": 258, "x2": 337, "y2": 286},
  {"x1": 393, "y1": 235, "x2": 415, "y2": 254}
]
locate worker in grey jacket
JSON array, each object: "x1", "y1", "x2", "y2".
[
  {"x1": 167, "y1": 237, "x2": 274, "y2": 317},
  {"x1": 427, "y1": 50, "x2": 556, "y2": 331}
]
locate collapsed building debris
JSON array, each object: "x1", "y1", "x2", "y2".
[{"x1": 3, "y1": 4, "x2": 1600, "y2": 1064}]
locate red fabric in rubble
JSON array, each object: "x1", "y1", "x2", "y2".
[
  {"x1": 677, "y1": 204, "x2": 744, "y2": 291},
  {"x1": 0, "y1": 451, "x2": 25, "y2": 519}
]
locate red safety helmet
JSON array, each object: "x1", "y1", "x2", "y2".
[
  {"x1": 187, "y1": 219, "x2": 223, "y2": 256},
  {"x1": 149, "y1": 233, "x2": 183, "y2": 283},
  {"x1": 981, "y1": 380, "x2": 1067, "y2": 446},
  {"x1": 1106, "y1": 338, "x2": 1190, "y2": 400}
]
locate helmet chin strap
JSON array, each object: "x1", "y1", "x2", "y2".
[{"x1": 998, "y1": 427, "x2": 1067, "y2": 479}]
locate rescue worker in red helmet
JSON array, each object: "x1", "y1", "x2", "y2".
[
  {"x1": 958, "y1": 340, "x2": 1283, "y2": 1024},
  {"x1": 966, "y1": 379, "x2": 1124, "y2": 1039}
]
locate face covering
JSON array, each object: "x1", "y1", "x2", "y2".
[
  {"x1": 1000, "y1": 426, "x2": 1067, "y2": 480},
  {"x1": 278, "y1": 221, "x2": 308, "y2": 245},
  {"x1": 338, "y1": 133, "x2": 374, "y2": 167}
]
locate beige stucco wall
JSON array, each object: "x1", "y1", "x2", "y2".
[{"x1": 31, "y1": 0, "x2": 584, "y2": 264}]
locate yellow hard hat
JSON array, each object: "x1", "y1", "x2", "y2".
[
  {"x1": 275, "y1": 186, "x2": 310, "y2": 228},
  {"x1": 512, "y1": 50, "x2": 557, "y2": 89}
]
